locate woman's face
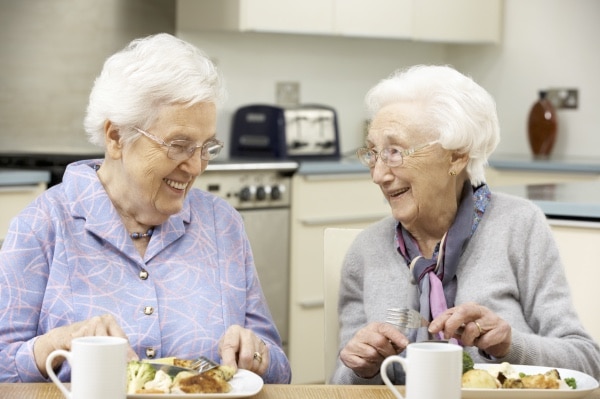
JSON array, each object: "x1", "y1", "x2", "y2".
[
  {"x1": 115, "y1": 101, "x2": 217, "y2": 225},
  {"x1": 367, "y1": 102, "x2": 457, "y2": 230}
]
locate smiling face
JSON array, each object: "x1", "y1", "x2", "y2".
[
  {"x1": 367, "y1": 102, "x2": 465, "y2": 236},
  {"x1": 100, "y1": 101, "x2": 217, "y2": 228}
]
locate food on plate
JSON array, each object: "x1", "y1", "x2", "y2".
[
  {"x1": 462, "y1": 369, "x2": 500, "y2": 388},
  {"x1": 461, "y1": 361, "x2": 577, "y2": 390},
  {"x1": 462, "y1": 350, "x2": 475, "y2": 374},
  {"x1": 127, "y1": 361, "x2": 157, "y2": 394},
  {"x1": 126, "y1": 358, "x2": 236, "y2": 394}
]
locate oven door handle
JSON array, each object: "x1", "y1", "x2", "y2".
[{"x1": 298, "y1": 298, "x2": 324, "y2": 309}]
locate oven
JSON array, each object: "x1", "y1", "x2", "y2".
[{"x1": 196, "y1": 160, "x2": 298, "y2": 354}]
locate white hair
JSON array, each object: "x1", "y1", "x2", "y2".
[
  {"x1": 365, "y1": 65, "x2": 500, "y2": 186},
  {"x1": 84, "y1": 33, "x2": 226, "y2": 147}
]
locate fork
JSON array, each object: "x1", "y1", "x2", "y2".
[
  {"x1": 190, "y1": 356, "x2": 219, "y2": 373},
  {"x1": 385, "y1": 307, "x2": 464, "y2": 341}
]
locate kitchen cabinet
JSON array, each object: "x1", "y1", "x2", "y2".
[
  {"x1": 177, "y1": 0, "x2": 502, "y2": 43},
  {"x1": 288, "y1": 172, "x2": 389, "y2": 383},
  {"x1": 549, "y1": 220, "x2": 600, "y2": 345},
  {"x1": 0, "y1": 183, "x2": 46, "y2": 245}
]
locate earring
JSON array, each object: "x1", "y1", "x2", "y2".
[{"x1": 449, "y1": 170, "x2": 457, "y2": 176}]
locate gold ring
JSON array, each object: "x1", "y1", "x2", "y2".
[
  {"x1": 475, "y1": 321, "x2": 484, "y2": 336},
  {"x1": 253, "y1": 352, "x2": 263, "y2": 363}
]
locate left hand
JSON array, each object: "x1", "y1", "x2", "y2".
[
  {"x1": 428, "y1": 302, "x2": 511, "y2": 358},
  {"x1": 218, "y1": 325, "x2": 269, "y2": 376}
]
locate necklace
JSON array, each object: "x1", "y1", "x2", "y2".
[{"x1": 130, "y1": 228, "x2": 154, "y2": 240}]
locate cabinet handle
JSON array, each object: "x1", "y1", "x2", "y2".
[
  {"x1": 298, "y1": 298, "x2": 324, "y2": 309},
  {"x1": 300, "y1": 214, "x2": 387, "y2": 226}
]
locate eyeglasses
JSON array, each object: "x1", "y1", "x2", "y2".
[
  {"x1": 356, "y1": 140, "x2": 438, "y2": 168},
  {"x1": 134, "y1": 127, "x2": 223, "y2": 162}
]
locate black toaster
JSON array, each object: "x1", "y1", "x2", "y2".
[{"x1": 229, "y1": 104, "x2": 340, "y2": 160}]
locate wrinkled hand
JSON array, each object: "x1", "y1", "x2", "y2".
[
  {"x1": 218, "y1": 325, "x2": 269, "y2": 376},
  {"x1": 428, "y1": 302, "x2": 511, "y2": 358},
  {"x1": 339, "y1": 322, "x2": 409, "y2": 379},
  {"x1": 34, "y1": 314, "x2": 137, "y2": 377}
]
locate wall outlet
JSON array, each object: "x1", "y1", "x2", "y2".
[
  {"x1": 276, "y1": 82, "x2": 300, "y2": 107},
  {"x1": 546, "y1": 88, "x2": 578, "y2": 109}
]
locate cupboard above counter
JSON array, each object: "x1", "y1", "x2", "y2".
[{"x1": 177, "y1": 0, "x2": 502, "y2": 43}]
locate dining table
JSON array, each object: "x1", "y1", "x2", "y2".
[{"x1": 1, "y1": 383, "x2": 600, "y2": 399}]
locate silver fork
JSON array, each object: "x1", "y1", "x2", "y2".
[
  {"x1": 190, "y1": 356, "x2": 219, "y2": 373},
  {"x1": 385, "y1": 307, "x2": 464, "y2": 341}
]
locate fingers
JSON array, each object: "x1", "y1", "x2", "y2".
[
  {"x1": 340, "y1": 322, "x2": 409, "y2": 379},
  {"x1": 218, "y1": 325, "x2": 268, "y2": 376}
]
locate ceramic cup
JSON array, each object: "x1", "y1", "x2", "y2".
[
  {"x1": 46, "y1": 336, "x2": 128, "y2": 399},
  {"x1": 380, "y1": 342, "x2": 462, "y2": 399}
]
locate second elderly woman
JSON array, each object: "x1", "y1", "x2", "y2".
[{"x1": 330, "y1": 65, "x2": 600, "y2": 384}]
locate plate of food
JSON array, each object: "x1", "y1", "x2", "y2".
[
  {"x1": 127, "y1": 359, "x2": 263, "y2": 398},
  {"x1": 462, "y1": 363, "x2": 599, "y2": 399}
]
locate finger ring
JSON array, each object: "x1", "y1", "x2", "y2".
[
  {"x1": 253, "y1": 352, "x2": 262, "y2": 363},
  {"x1": 475, "y1": 321, "x2": 484, "y2": 336}
]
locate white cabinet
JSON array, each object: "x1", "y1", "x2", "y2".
[
  {"x1": 288, "y1": 173, "x2": 389, "y2": 383},
  {"x1": 550, "y1": 220, "x2": 600, "y2": 345},
  {"x1": 177, "y1": 0, "x2": 502, "y2": 43},
  {"x1": 0, "y1": 183, "x2": 47, "y2": 245}
]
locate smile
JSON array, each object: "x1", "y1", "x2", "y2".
[
  {"x1": 389, "y1": 187, "x2": 409, "y2": 197},
  {"x1": 164, "y1": 178, "x2": 188, "y2": 190}
]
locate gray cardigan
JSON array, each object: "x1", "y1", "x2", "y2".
[{"x1": 330, "y1": 192, "x2": 600, "y2": 384}]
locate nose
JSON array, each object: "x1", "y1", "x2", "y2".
[
  {"x1": 179, "y1": 153, "x2": 206, "y2": 175},
  {"x1": 370, "y1": 157, "x2": 393, "y2": 185}
]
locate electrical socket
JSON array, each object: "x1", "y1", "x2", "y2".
[
  {"x1": 546, "y1": 88, "x2": 578, "y2": 109},
  {"x1": 276, "y1": 82, "x2": 300, "y2": 107}
]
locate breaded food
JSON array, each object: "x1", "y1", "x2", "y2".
[
  {"x1": 462, "y1": 369, "x2": 499, "y2": 388},
  {"x1": 172, "y1": 365, "x2": 236, "y2": 394}
]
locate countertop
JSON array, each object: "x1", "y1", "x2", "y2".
[
  {"x1": 0, "y1": 169, "x2": 51, "y2": 186},
  {"x1": 495, "y1": 181, "x2": 600, "y2": 221},
  {"x1": 488, "y1": 153, "x2": 600, "y2": 173}
]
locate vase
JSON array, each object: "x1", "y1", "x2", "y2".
[{"x1": 527, "y1": 90, "x2": 558, "y2": 158}]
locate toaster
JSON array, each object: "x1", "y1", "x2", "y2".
[{"x1": 229, "y1": 104, "x2": 340, "y2": 160}]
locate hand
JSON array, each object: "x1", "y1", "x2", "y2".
[
  {"x1": 218, "y1": 325, "x2": 269, "y2": 376},
  {"x1": 339, "y1": 322, "x2": 409, "y2": 379},
  {"x1": 428, "y1": 302, "x2": 512, "y2": 358},
  {"x1": 33, "y1": 314, "x2": 138, "y2": 377}
]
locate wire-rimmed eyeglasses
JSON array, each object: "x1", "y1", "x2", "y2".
[
  {"x1": 356, "y1": 140, "x2": 438, "y2": 168},
  {"x1": 134, "y1": 127, "x2": 223, "y2": 162}
]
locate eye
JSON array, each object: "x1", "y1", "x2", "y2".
[
  {"x1": 386, "y1": 147, "x2": 403, "y2": 160},
  {"x1": 169, "y1": 140, "x2": 192, "y2": 154}
]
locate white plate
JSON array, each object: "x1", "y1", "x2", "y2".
[
  {"x1": 462, "y1": 364, "x2": 599, "y2": 399},
  {"x1": 128, "y1": 369, "x2": 264, "y2": 399}
]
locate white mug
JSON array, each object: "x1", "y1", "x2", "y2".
[
  {"x1": 381, "y1": 342, "x2": 462, "y2": 399},
  {"x1": 46, "y1": 336, "x2": 128, "y2": 399}
]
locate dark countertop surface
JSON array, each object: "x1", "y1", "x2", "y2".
[
  {"x1": 487, "y1": 153, "x2": 600, "y2": 173},
  {"x1": 0, "y1": 169, "x2": 51, "y2": 186}
]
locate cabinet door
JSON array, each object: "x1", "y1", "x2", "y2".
[
  {"x1": 242, "y1": 0, "x2": 334, "y2": 34},
  {"x1": 334, "y1": 0, "x2": 412, "y2": 39},
  {"x1": 0, "y1": 183, "x2": 46, "y2": 244},
  {"x1": 413, "y1": 0, "x2": 502, "y2": 43}
]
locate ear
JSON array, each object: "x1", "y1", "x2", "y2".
[
  {"x1": 449, "y1": 150, "x2": 469, "y2": 175},
  {"x1": 104, "y1": 120, "x2": 123, "y2": 160}
]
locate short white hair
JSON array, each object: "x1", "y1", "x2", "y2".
[
  {"x1": 365, "y1": 65, "x2": 499, "y2": 186},
  {"x1": 84, "y1": 33, "x2": 226, "y2": 147}
]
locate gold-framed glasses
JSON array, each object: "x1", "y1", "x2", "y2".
[
  {"x1": 134, "y1": 127, "x2": 223, "y2": 162},
  {"x1": 356, "y1": 140, "x2": 438, "y2": 168}
]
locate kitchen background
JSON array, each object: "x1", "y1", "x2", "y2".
[{"x1": 1, "y1": 0, "x2": 599, "y2": 160}]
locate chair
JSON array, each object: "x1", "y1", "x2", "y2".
[{"x1": 323, "y1": 227, "x2": 362, "y2": 383}]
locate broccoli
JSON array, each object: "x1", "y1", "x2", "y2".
[
  {"x1": 564, "y1": 377, "x2": 577, "y2": 389},
  {"x1": 127, "y1": 361, "x2": 157, "y2": 394},
  {"x1": 462, "y1": 350, "x2": 474, "y2": 374}
]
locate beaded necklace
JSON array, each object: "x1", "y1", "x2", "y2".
[{"x1": 130, "y1": 228, "x2": 154, "y2": 240}]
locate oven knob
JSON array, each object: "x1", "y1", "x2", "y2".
[
  {"x1": 256, "y1": 186, "x2": 267, "y2": 201},
  {"x1": 239, "y1": 186, "x2": 252, "y2": 202},
  {"x1": 271, "y1": 185, "x2": 282, "y2": 200}
]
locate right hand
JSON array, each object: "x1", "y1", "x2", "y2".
[
  {"x1": 33, "y1": 314, "x2": 138, "y2": 377},
  {"x1": 339, "y1": 322, "x2": 409, "y2": 379}
]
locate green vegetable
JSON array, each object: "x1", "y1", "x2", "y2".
[
  {"x1": 564, "y1": 377, "x2": 577, "y2": 389},
  {"x1": 127, "y1": 361, "x2": 157, "y2": 394},
  {"x1": 462, "y1": 350, "x2": 474, "y2": 374}
]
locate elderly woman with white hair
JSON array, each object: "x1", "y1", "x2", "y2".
[
  {"x1": 0, "y1": 33, "x2": 291, "y2": 384},
  {"x1": 330, "y1": 65, "x2": 600, "y2": 384}
]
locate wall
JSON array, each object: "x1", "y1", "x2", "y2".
[
  {"x1": 0, "y1": 0, "x2": 175, "y2": 154},
  {"x1": 1, "y1": 0, "x2": 599, "y2": 161}
]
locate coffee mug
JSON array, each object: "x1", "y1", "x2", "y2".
[
  {"x1": 381, "y1": 342, "x2": 462, "y2": 399},
  {"x1": 46, "y1": 336, "x2": 128, "y2": 399}
]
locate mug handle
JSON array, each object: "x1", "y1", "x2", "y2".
[
  {"x1": 381, "y1": 355, "x2": 408, "y2": 399},
  {"x1": 46, "y1": 349, "x2": 72, "y2": 399}
]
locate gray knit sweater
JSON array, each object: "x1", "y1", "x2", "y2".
[{"x1": 330, "y1": 192, "x2": 600, "y2": 384}]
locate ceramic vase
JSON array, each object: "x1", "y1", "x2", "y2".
[{"x1": 527, "y1": 90, "x2": 558, "y2": 158}]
